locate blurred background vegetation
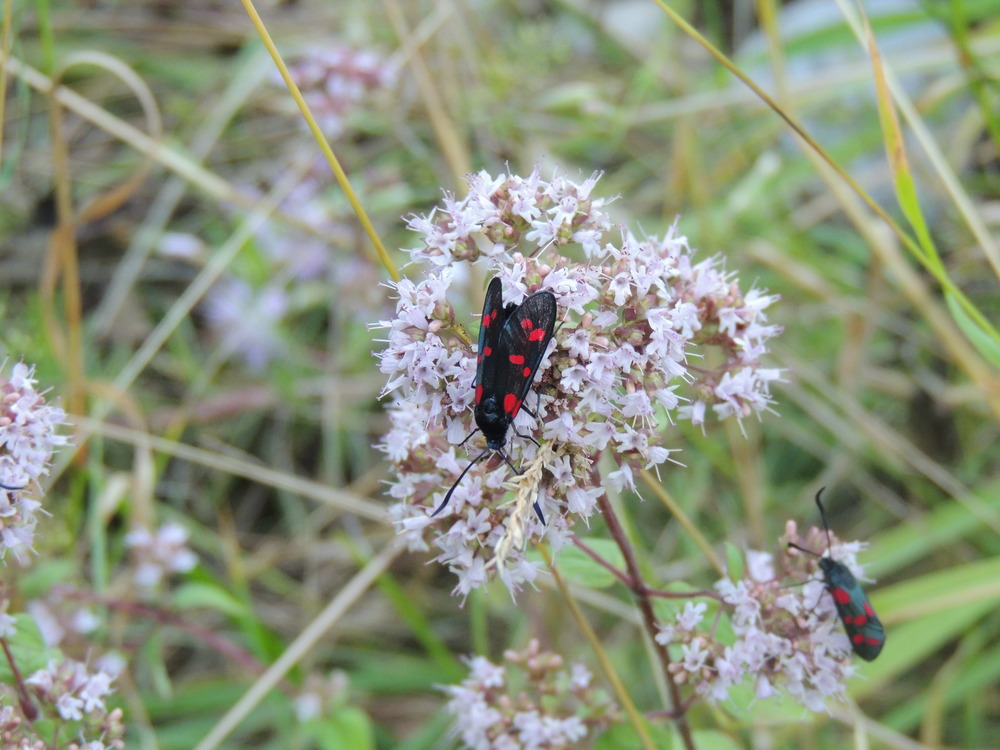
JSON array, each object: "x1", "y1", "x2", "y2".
[{"x1": 2, "y1": 0, "x2": 999, "y2": 747}]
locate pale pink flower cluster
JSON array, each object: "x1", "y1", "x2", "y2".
[
  {"x1": 281, "y1": 45, "x2": 395, "y2": 138},
  {"x1": 442, "y1": 640, "x2": 618, "y2": 750},
  {"x1": 406, "y1": 169, "x2": 611, "y2": 267},
  {"x1": 124, "y1": 522, "x2": 198, "y2": 590},
  {"x1": 0, "y1": 656, "x2": 126, "y2": 749},
  {"x1": 26, "y1": 597, "x2": 100, "y2": 648},
  {"x1": 374, "y1": 168, "x2": 782, "y2": 596},
  {"x1": 656, "y1": 524, "x2": 870, "y2": 711},
  {"x1": 0, "y1": 363, "x2": 70, "y2": 563},
  {"x1": 202, "y1": 277, "x2": 289, "y2": 371}
]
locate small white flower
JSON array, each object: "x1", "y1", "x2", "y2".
[
  {"x1": 56, "y1": 692, "x2": 84, "y2": 720},
  {"x1": 677, "y1": 602, "x2": 708, "y2": 631},
  {"x1": 126, "y1": 522, "x2": 198, "y2": 590}
]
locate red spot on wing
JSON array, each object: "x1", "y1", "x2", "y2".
[
  {"x1": 483, "y1": 346, "x2": 492, "y2": 357},
  {"x1": 833, "y1": 588, "x2": 851, "y2": 605},
  {"x1": 528, "y1": 328, "x2": 546, "y2": 341},
  {"x1": 854, "y1": 615, "x2": 867, "y2": 625},
  {"x1": 521, "y1": 319, "x2": 534, "y2": 330},
  {"x1": 503, "y1": 393, "x2": 520, "y2": 415},
  {"x1": 852, "y1": 633, "x2": 865, "y2": 644},
  {"x1": 865, "y1": 637, "x2": 881, "y2": 646},
  {"x1": 863, "y1": 602, "x2": 874, "y2": 617},
  {"x1": 523, "y1": 367, "x2": 531, "y2": 377},
  {"x1": 509, "y1": 354, "x2": 525, "y2": 365},
  {"x1": 476, "y1": 385, "x2": 483, "y2": 404}
]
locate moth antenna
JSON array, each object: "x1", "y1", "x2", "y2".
[
  {"x1": 787, "y1": 541, "x2": 821, "y2": 558},
  {"x1": 814, "y1": 487, "x2": 833, "y2": 553},
  {"x1": 432, "y1": 447, "x2": 491, "y2": 517},
  {"x1": 0, "y1": 483, "x2": 24, "y2": 491},
  {"x1": 459, "y1": 428, "x2": 481, "y2": 447}
]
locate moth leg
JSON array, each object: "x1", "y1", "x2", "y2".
[
  {"x1": 458, "y1": 428, "x2": 481, "y2": 447},
  {"x1": 513, "y1": 429, "x2": 541, "y2": 448}
]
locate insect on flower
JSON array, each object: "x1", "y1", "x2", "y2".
[
  {"x1": 788, "y1": 489, "x2": 886, "y2": 661},
  {"x1": 432, "y1": 276, "x2": 557, "y2": 523}
]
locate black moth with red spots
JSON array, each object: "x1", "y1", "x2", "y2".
[
  {"x1": 789, "y1": 489, "x2": 886, "y2": 661},
  {"x1": 432, "y1": 276, "x2": 556, "y2": 522}
]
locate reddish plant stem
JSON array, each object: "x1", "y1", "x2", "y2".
[
  {"x1": 56, "y1": 587, "x2": 295, "y2": 693},
  {"x1": 570, "y1": 535, "x2": 633, "y2": 588},
  {"x1": 572, "y1": 535, "x2": 722, "y2": 602},
  {"x1": 595, "y1": 481, "x2": 696, "y2": 750},
  {"x1": 645, "y1": 587, "x2": 721, "y2": 601},
  {"x1": 1, "y1": 637, "x2": 38, "y2": 721}
]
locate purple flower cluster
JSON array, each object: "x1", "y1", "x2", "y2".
[
  {"x1": 442, "y1": 640, "x2": 618, "y2": 749},
  {"x1": 0, "y1": 656, "x2": 125, "y2": 749},
  {"x1": 374, "y1": 168, "x2": 782, "y2": 596},
  {"x1": 124, "y1": 522, "x2": 198, "y2": 591},
  {"x1": 0, "y1": 363, "x2": 70, "y2": 563},
  {"x1": 656, "y1": 523, "x2": 871, "y2": 710},
  {"x1": 281, "y1": 45, "x2": 396, "y2": 138},
  {"x1": 202, "y1": 277, "x2": 290, "y2": 372}
]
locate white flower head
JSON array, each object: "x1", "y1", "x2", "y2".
[
  {"x1": 378, "y1": 169, "x2": 782, "y2": 597},
  {"x1": 0, "y1": 363, "x2": 71, "y2": 563},
  {"x1": 442, "y1": 641, "x2": 618, "y2": 746},
  {"x1": 658, "y1": 523, "x2": 875, "y2": 711}
]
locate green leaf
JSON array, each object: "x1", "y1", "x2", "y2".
[
  {"x1": 544, "y1": 540, "x2": 625, "y2": 589},
  {"x1": 689, "y1": 729, "x2": 745, "y2": 750},
  {"x1": 303, "y1": 706, "x2": 375, "y2": 750},
  {"x1": 0, "y1": 615, "x2": 59, "y2": 682},
  {"x1": 945, "y1": 292, "x2": 1000, "y2": 369},
  {"x1": 173, "y1": 582, "x2": 248, "y2": 617},
  {"x1": 723, "y1": 542, "x2": 744, "y2": 581},
  {"x1": 866, "y1": 478, "x2": 1000, "y2": 578},
  {"x1": 851, "y1": 558, "x2": 1000, "y2": 696},
  {"x1": 593, "y1": 719, "x2": 672, "y2": 750},
  {"x1": 874, "y1": 556, "x2": 1000, "y2": 623},
  {"x1": 882, "y1": 633, "x2": 1000, "y2": 732}
]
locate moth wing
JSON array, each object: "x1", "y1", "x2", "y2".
[
  {"x1": 826, "y1": 561, "x2": 886, "y2": 661},
  {"x1": 475, "y1": 277, "x2": 516, "y2": 397},
  {"x1": 493, "y1": 290, "x2": 557, "y2": 419}
]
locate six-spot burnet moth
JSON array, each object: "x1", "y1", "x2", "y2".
[
  {"x1": 788, "y1": 488, "x2": 886, "y2": 661},
  {"x1": 431, "y1": 276, "x2": 557, "y2": 523}
]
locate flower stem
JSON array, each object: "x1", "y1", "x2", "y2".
[
  {"x1": 541, "y1": 545, "x2": 658, "y2": 750},
  {"x1": 596, "y1": 484, "x2": 696, "y2": 750},
  {"x1": 1, "y1": 637, "x2": 38, "y2": 721}
]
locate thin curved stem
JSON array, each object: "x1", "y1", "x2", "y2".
[{"x1": 595, "y1": 471, "x2": 695, "y2": 750}]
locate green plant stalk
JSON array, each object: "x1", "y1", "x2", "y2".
[
  {"x1": 345, "y1": 534, "x2": 465, "y2": 682},
  {"x1": 540, "y1": 544, "x2": 662, "y2": 750},
  {"x1": 641, "y1": 469, "x2": 725, "y2": 577},
  {"x1": 652, "y1": 0, "x2": 1000, "y2": 352},
  {"x1": 946, "y1": 0, "x2": 1000, "y2": 155},
  {"x1": 864, "y1": 14, "x2": 944, "y2": 277},
  {"x1": 239, "y1": 0, "x2": 400, "y2": 283},
  {"x1": 0, "y1": 0, "x2": 12, "y2": 172}
]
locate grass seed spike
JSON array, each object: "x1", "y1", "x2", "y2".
[
  {"x1": 788, "y1": 489, "x2": 886, "y2": 661},
  {"x1": 432, "y1": 276, "x2": 556, "y2": 523}
]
